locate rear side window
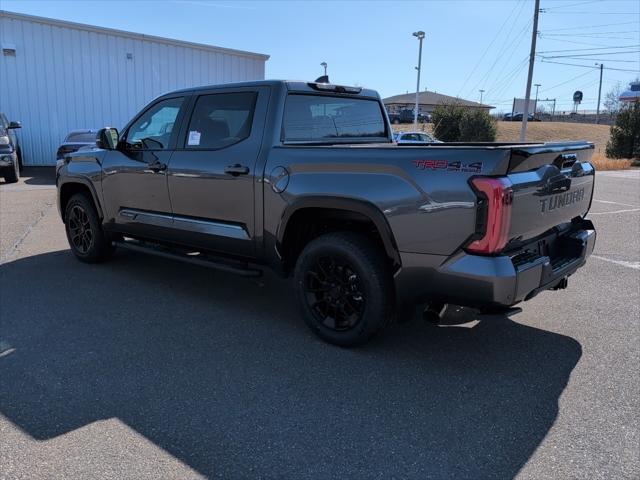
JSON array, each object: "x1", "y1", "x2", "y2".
[
  {"x1": 283, "y1": 94, "x2": 387, "y2": 142},
  {"x1": 185, "y1": 92, "x2": 257, "y2": 149}
]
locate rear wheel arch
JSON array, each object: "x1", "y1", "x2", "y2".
[
  {"x1": 59, "y1": 181, "x2": 103, "y2": 222},
  {"x1": 277, "y1": 197, "x2": 401, "y2": 273}
]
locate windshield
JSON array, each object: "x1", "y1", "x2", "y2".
[
  {"x1": 66, "y1": 132, "x2": 98, "y2": 143},
  {"x1": 283, "y1": 94, "x2": 388, "y2": 143}
]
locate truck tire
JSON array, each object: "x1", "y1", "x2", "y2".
[
  {"x1": 294, "y1": 232, "x2": 393, "y2": 347},
  {"x1": 64, "y1": 193, "x2": 114, "y2": 263},
  {"x1": 3, "y1": 159, "x2": 19, "y2": 183},
  {"x1": 17, "y1": 148, "x2": 23, "y2": 172}
]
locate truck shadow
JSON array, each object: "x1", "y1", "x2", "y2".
[{"x1": 0, "y1": 249, "x2": 582, "y2": 479}]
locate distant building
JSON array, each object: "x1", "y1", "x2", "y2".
[
  {"x1": 619, "y1": 81, "x2": 640, "y2": 103},
  {"x1": 383, "y1": 90, "x2": 494, "y2": 115}
]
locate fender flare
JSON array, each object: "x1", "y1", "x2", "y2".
[
  {"x1": 277, "y1": 196, "x2": 401, "y2": 268},
  {"x1": 58, "y1": 176, "x2": 104, "y2": 220}
]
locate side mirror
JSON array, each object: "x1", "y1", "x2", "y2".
[
  {"x1": 97, "y1": 127, "x2": 119, "y2": 150},
  {"x1": 7, "y1": 121, "x2": 21, "y2": 129}
]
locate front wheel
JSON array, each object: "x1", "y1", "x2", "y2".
[
  {"x1": 293, "y1": 232, "x2": 394, "y2": 347},
  {"x1": 64, "y1": 193, "x2": 114, "y2": 263},
  {"x1": 3, "y1": 158, "x2": 19, "y2": 183}
]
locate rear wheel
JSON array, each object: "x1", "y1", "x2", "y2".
[
  {"x1": 294, "y1": 232, "x2": 393, "y2": 347},
  {"x1": 64, "y1": 193, "x2": 114, "y2": 263}
]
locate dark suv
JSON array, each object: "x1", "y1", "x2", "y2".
[{"x1": 0, "y1": 113, "x2": 22, "y2": 183}]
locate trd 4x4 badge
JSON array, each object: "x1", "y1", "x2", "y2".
[{"x1": 413, "y1": 160, "x2": 483, "y2": 173}]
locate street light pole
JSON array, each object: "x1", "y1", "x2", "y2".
[
  {"x1": 412, "y1": 31, "x2": 425, "y2": 126},
  {"x1": 595, "y1": 63, "x2": 604, "y2": 124},
  {"x1": 479, "y1": 89, "x2": 485, "y2": 105}
]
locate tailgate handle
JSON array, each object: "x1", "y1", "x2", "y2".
[
  {"x1": 554, "y1": 153, "x2": 577, "y2": 169},
  {"x1": 538, "y1": 173, "x2": 572, "y2": 194}
]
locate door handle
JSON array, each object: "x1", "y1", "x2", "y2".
[
  {"x1": 224, "y1": 164, "x2": 250, "y2": 176},
  {"x1": 148, "y1": 161, "x2": 167, "y2": 173}
]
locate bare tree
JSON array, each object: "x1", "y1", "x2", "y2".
[{"x1": 604, "y1": 82, "x2": 623, "y2": 115}]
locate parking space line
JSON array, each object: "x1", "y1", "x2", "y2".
[
  {"x1": 588, "y1": 208, "x2": 640, "y2": 215},
  {"x1": 593, "y1": 199, "x2": 640, "y2": 208},
  {"x1": 592, "y1": 255, "x2": 640, "y2": 270}
]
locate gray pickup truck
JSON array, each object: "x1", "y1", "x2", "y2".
[{"x1": 56, "y1": 79, "x2": 596, "y2": 346}]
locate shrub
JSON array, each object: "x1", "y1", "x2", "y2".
[
  {"x1": 606, "y1": 102, "x2": 640, "y2": 159},
  {"x1": 432, "y1": 104, "x2": 497, "y2": 142},
  {"x1": 459, "y1": 109, "x2": 497, "y2": 142},
  {"x1": 432, "y1": 103, "x2": 465, "y2": 141}
]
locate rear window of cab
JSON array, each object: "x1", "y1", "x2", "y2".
[{"x1": 283, "y1": 94, "x2": 388, "y2": 143}]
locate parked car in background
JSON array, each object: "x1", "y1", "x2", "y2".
[
  {"x1": 393, "y1": 131, "x2": 441, "y2": 144},
  {"x1": 0, "y1": 112, "x2": 23, "y2": 183},
  {"x1": 388, "y1": 109, "x2": 430, "y2": 124},
  {"x1": 56, "y1": 129, "x2": 99, "y2": 161},
  {"x1": 503, "y1": 112, "x2": 540, "y2": 122}
]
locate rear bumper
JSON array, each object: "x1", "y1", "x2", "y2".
[{"x1": 394, "y1": 219, "x2": 596, "y2": 308}]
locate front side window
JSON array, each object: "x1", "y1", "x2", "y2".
[
  {"x1": 185, "y1": 92, "x2": 257, "y2": 149},
  {"x1": 283, "y1": 94, "x2": 387, "y2": 143},
  {"x1": 127, "y1": 97, "x2": 184, "y2": 150}
]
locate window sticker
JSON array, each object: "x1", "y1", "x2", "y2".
[{"x1": 188, "y1": 130, "x2": 201, "y2": 146}]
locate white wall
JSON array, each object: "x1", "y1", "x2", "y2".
[{"x1": 0, "y1": 11, "x2": 267, "y2": 165}]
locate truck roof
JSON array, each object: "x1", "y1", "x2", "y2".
[{"x1": 169, "y1": 80, "x2": 380, "y2": 98}]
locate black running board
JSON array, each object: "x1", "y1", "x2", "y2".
[{"x1": 114, "y1": 240, "x2": 262, "y2": 277}]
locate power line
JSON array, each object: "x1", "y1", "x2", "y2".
[
  {"x1": 539, "y1": 69, "x2": 594, "y2": 93},
  {"x1": 538, "y1": 45, "x2": 640, "y2": 54},
  {"x1": 477, "y1": 18, "x2": 533, "y2": 97},
  {"x1": 540, "y1": 50, "x2": 640, "y2": 58},
  {"x1": 545, "y1": 12, "x2": 640, "y2": 15},
  {"x1": 456, "y1": 0, "x2": 525, "y2": 97},
  {"x1": 542, "y1": 0, "x2": 600, "y2": 10},
  {"x1": 540, "y1": 59, "x2": 640, "y2": 72},
  {"x1": 543, "y1": 31, "x2": 639, "y2": 37},
  {"x1": 464, "y1": 1, "x2": 531, "y2": 98},
  {"x1": 542, "y1": 21, "x2": 639, "y2": 32},
  {"x1": 539, "y1": 36, "x2": 639, "y2": 48}
]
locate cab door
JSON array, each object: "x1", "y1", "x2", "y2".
[
  {"x1": 166, "y1": 87, "x2": 269, "y2": 257},
  {"x1": 101, "y1": 95, "x2": 188, "y2": 239}
]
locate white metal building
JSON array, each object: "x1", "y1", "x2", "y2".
[{"x1": 0, "y1": 10, "x2": 269, "y2": 166}]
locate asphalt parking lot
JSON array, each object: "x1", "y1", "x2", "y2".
[{"x1": 1, "y1": 168, "x2": 638, "y2": 480}]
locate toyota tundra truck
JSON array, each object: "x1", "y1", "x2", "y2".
[{"x1": 56, "y1": 79, "x2": 596, "y2": 346}]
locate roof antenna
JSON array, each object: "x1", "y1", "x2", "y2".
[{"x1": 315, "y1": 75, "x2": 329, "y2": 84}]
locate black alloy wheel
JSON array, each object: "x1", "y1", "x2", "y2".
[
  {"x1": 304, "y1": 254, "x2": 366, "y2": 332},
  {"x1": 67, "y1": 204, "x2": 94, "y2": 254},
  {"x1": 294, "y1": 232, "x2": 393, "y2": 347},
  {"x1": 64, "y1": 193, "x2": 114, "y2": 263}
]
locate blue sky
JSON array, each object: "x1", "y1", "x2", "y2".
[{"x1": 3, "y1": 0, "x2": 639, "y2": 112}]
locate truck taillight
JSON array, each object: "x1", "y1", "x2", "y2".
[{"x1": 467, "y1": 177, "x2": 513, "y2": 254}]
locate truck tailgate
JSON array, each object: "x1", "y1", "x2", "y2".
[{"x1": 506, "y1": 142, "x2": 595, "y2": 243}]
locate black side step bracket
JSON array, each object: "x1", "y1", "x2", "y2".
[{"x1": 114, "y1": 240, "x2": 262, "y2": 277}]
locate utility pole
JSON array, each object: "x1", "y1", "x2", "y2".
[
  {"x1": 595, "y1": 62, "x2": 604, "y2": 124},
  {"x1": 413, "y1": 31, "x2": 425, "y2": 126},
  {"x1": 520, "y1": 0, "x2": 540, "y2": 142},
  {"x1": 479, "y1": 89, "x2": 485, "y2": 105}
]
